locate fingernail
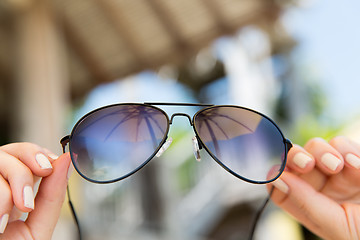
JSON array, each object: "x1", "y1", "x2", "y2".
[
  {"x1": 346, "y1": 153, "x2": 360, "y2": 169},
  {"x1": 23, "y1": 186, "x2": 34, "y2": 209},
  {"x1": 67, "y1": 163, "x2": 74, "y2": 180},
  {"x1": 273, "y1": 178, "x2": 289, "y2": 194},
  {"x1": 321, "y1": 153, "x2": 341, "y2": 171},
  {"x1": 35, "y1": 153, "x2": 52, "y2": 169},
  {"x1": 0, "y1": 214, "x2": 9, "y2": 234},
  {"x1": 293, "y1": 152, "x2": 313, "y2": 168},
  {"x1": 47, "y1": 153, "x2": 59, "y2": 160}
]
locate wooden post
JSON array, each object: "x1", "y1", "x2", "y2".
[{"x1": 13, "y1": 0, "x2": 68, "y2": 154}]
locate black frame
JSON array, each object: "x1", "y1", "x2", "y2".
[
  {"x1": 61, "y1": 102, "x2": 292, "y2": 184},
  {"x1": 60, "y1": 102, "x2": 293, "y2": 240},
  {"x1": 61, "y1": 103, "x2": 171, "y2": 184},
  {"x1": 192, "y1": 104, "x2": 292, "y2": 184}
]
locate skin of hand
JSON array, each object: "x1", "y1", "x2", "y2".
[
  {"x1": 269, "y1": 136, "x2": 360, "y2": 240},
  {"x1": 0, "y1": 142, "x2": 71, "y2": 240}
]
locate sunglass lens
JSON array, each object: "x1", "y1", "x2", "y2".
[
  {"x1": 194, "y1": 106, "x2": 286, "y2": 183},
  {"x1": 69, "y1": 104, "x2": 169, "y2": 182}
]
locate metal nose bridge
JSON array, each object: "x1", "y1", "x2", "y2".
[{"x1": 169, "y1": 113, "x2": 193, "y2": 125}]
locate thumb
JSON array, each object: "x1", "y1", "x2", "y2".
[
  {"x1": 269, "y1": 171, "x2": 349, "y2": 240},
  {"x1": 26, "y1": 153, "x2": 71, "y2": 240}
]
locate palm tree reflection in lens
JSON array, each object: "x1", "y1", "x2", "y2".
[
  {"x1": 194, "y1": 106, "x2": 286, "y2": 183},
  {"x1": 70, "y1": 105, "x2": 169, "y2": 182}
]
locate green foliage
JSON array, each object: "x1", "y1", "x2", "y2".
[
  {"x1": 176, "y1": 156, "x2": 199, "y2": 193},
  {"x1": 289, "y1": 115, "x2": 342, "y2": 146}
]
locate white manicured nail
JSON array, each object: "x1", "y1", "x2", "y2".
[
  {"x1": 273, "y1": 179, "x2": 289, "y2": 194},
  {"x1": 23, "y1": 186, "x2": 34, "y2": 209},
  {"x1": 346, "y1": 153, "x2": 360, "y2": 169},
  {"x1": 35, "y1": 153, "x2": 52, "y2": 169},
  {"x1": 0, "y1": 214, "x2": 9, "y2": 234},
  {"x1": 293, "y1": 152, "x2": 312, "y2": 168},
  {"x1": 321, "y1": 153, "x2": 341, "y2": 171}
]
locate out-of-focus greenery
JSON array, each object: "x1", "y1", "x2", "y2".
[
  {"x1": 176, "y1": 155, "x2": 199, "y2": 193},
  {"x1": 275, "y1": 58, "x2": 345, "y2": 146},
  {"x1": 290, "y1": 78, "x2": 342, "y2": 146},
  {"x1": 289, "y1": 115, "x2": 342, "y2": 146},
  {"x1": 167, "y1": 129, "x2": 201, "y2": 194}
]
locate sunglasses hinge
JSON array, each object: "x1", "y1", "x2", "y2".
[
  {"x1": 60, "y1": 135, "x2": 70, "y2": 153},
  {"x1": 285, "y1": 139, "x2": 293, "y2": 150}
]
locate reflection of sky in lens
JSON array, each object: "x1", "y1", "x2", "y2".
[{"x1": 72, "y1": 135, "x2": 162, "y2": 181}]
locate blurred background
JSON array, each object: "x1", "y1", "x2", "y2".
[{"x1": 0, "y1": 0, "x2": 359, "y2": 239}]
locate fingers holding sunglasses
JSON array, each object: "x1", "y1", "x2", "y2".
[
  {"x1": 0, "y1": 154, "x2": 71, "y2": 239},
  {"x1": 304, "y1": 138, "x2": 345, "y2": 174},
  {"x1": 268, "y1": 172, "x2": 352, "y2": 240},
  {"x1": 26, "y1": 153, "x2": 71, "y2": 240},
  {"x1": 286, "y1": 144, "x2": 315, "y2": 173},
  {"x1": 278, "y1": 136, "x2": 360, "y2": 203},
  {"x1": 285, "y1": 145, "x2": 329, "y2": 191},
  {"x1": 0, "y1": 142, "x2": 56, "y2": 177},
  {"x1": 0, "y1": 149, "x2": 37, "y2": 212}
]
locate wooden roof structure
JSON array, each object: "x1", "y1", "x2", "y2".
[
  {"x1": 0, "y1": 0, "x2": 295, "y2": 149},
  {"x1": 0, "y1": 0, "x2": 293, "y2": 101}
]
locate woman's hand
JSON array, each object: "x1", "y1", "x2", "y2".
[
  {"x1": 0, "y1": 142, "x2": 71, "y2": 240},
  {"x1": 269, "y1": 136, "x2": 360, "y2": 240}
]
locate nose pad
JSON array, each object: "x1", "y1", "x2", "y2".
[
  {"x1": 156, "y1": 137, "x2": 173, "y2": 157},
  {"x1": 192, "y1": 136, "x2": 201, "y2": 162}
]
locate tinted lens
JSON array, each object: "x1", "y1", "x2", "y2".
[
  {"x1": 194, "y1": 106, "x2": 286, "y2": 183},
  {"x1": 69, "y1": 104, "x2": 169, "y2": 182}
]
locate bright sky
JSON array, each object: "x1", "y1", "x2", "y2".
[{"x1": 284, "y1": 0, "x2": 360, "y2": 123}]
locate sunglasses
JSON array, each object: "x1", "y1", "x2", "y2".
[
  {"x1": 61, "y1": 102, "x2": 292, "y2": 184},
  {"x1": 60, "y1": 102, "x2": 292, "y2": 240}
]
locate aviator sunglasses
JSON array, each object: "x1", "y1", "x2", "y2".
[{"x1": 60, "y1": 102, "x2": 293, "y2": 240}]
